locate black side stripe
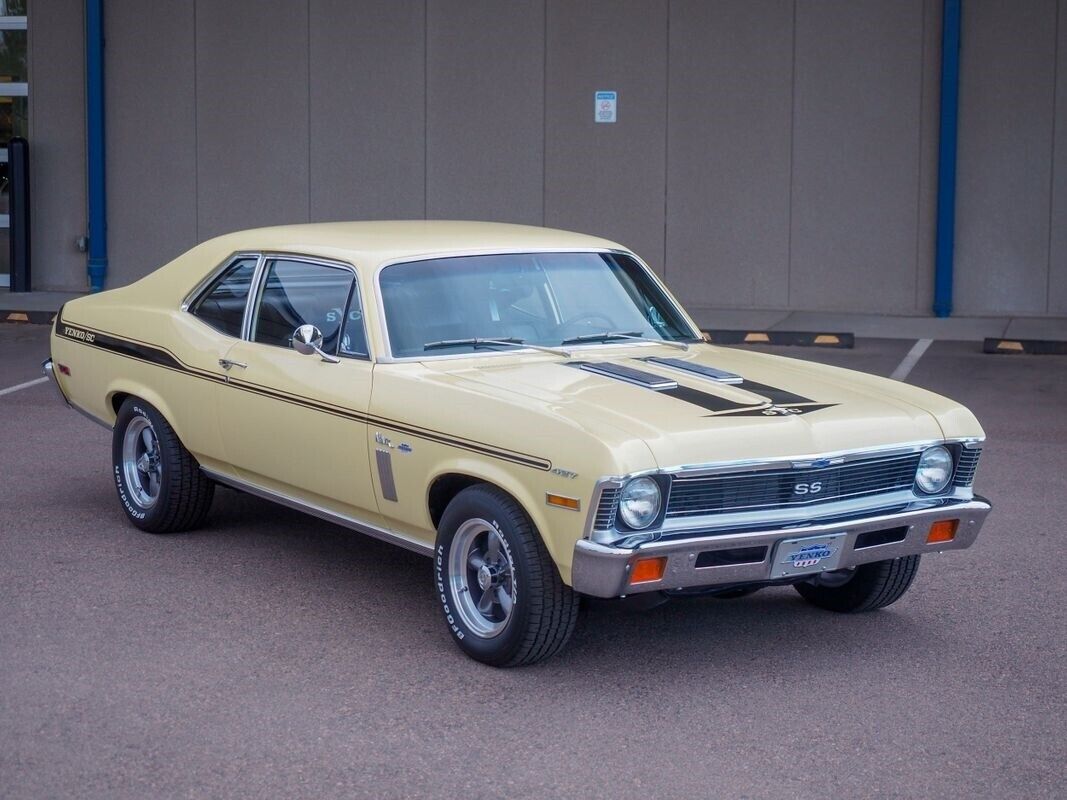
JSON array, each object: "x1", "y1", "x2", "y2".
[
  {"x1": 93, "y1": 332, "x2": 185, "y2": 370},
  {"x1": 370, "y1": 418, "x2": 551, "y2": 470},
  {"x1": 228, "y1": 378, "x2": 551, "y2": 469},
  {"x1": 56, "y1": 316, "x2": 552, "y2": 471},
  {"x1": 227, "y1": 377, "x2": 370, "y2": 422},
  {"x1": 58, "y1": 322, "x2": 190, "y2": 373}
]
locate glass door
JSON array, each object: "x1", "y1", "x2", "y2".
[{"x1": 0, "y1": 2, "x2": 28, "y2": 289}]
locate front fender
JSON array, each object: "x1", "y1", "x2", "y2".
[{"x1": 425, "y1": 457, "x2": 592, "y2": 585}]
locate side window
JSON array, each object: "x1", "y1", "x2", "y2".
[
  {"x1": 339, "y1": 283, "x2": 369, "y2": 358},
  {"x1": 252, "y1": 259, "x2": 356, "y2": 354},
  {"x1": 190, "y1": 257, "x2": 257, "y2": 337}
]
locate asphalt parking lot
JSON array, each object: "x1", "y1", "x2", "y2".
[{"x1": 2, "y1": 323, "x2": 1065, "y2": 799}]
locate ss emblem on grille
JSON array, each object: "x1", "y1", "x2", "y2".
[{"x1": 793, "y1": 481, "x2": 823, "y2": 495}]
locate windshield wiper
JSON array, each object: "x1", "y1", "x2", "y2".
[
  {"x1": 423, "y1": 337, "x2": 570, "y2": 357},
  {"x1": 560, "y1": 330, "x2": 688, "y2": 350}
]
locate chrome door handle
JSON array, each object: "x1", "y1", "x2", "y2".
[{"x1": 218, "y1": 358, "x2": 247, "y2": 370}]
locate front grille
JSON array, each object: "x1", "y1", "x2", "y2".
[
  {"x1": 666, "y1": 452, "x2": 923, "y2": 519},
  {"x1": 953, "y1": 447, "x2": 982, "y2": 486},
  {"x1": 593, "y1": 487, "x2": 620, "y2": 530}
]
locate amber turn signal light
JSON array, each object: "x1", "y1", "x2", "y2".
[
  {"x1": 629, "y1": 556, "x2": 667, "y2": 585},
  {"x1": 545, "y1": 493, "x2": 580, "y2": 511},
  {"x1": 927, "y1": 519, "x2": 959, "y2": 544}
]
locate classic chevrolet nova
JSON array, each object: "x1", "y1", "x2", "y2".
[{"x1": 45, "y1": 221, "x2": 991, "y2": 666}]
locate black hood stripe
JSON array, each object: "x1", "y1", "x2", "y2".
[
  {"x1": 732, "y1": 380, "x2": 812, "y2": 406},
  {"x1": 658, "y1": 385, "x2": 759, "y2": 413},
  {"x1": 570, "y1": 359, "x2": 829, "y2": 417},
  {"x1": 638, "y1": 356, "x2": 812, "y2": 404},
  {"x1": 714, "y1": 403, "x2": 838, "y2": 417}
]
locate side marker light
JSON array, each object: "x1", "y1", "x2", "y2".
[
  {"x1": 927, "y1": 519, "x2": 959, "y2": 544},
  {"x1": 629, "y1": 556, "x2": 667, "y2": 584}
]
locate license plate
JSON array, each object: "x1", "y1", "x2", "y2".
[{"x1": 770, "y1": 532, "x2": 847, "y2": 579}]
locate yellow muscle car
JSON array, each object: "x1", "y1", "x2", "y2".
[{"x1": 44, "y1": 221, "x2": 991, "y2": 666}]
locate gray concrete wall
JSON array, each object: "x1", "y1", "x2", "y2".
[
  {"x1": 309, "y1": 1, "x2": 426, "y2": 222},
  {"x1": 105, "y1": 1, "x2": 196, "y2": 288},
  {"x1": 427, "y1": 0, "x2": 544, "y2": 224},
  {"x1": 790, "y1": 0, "x2": 926, "y2": 314},
  {"x1": 955, "y1": 0, "x2": 1060, "y2": 315},
  {"x1": 545, "y1": 0, "x2": 668, "y2": 273},
  {"x1": 196, "y1": 1, "x2": 311, "y2": 241},
  {"x1": 22, "y1": 0, "x2": 1067, "y2": 317},
  {"x1": 1045, "y1": 0, "x2": 1067, "y2": 315},
  {"x1": 27, "y1": 0, "x2": 86, "y2": 292},
  {"x1": 666, "y1": 0, "x2": 793, "y2": 306}
]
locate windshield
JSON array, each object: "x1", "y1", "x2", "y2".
[{"x1": 379, "y1": 252, "x2": 698, "y2": 358}]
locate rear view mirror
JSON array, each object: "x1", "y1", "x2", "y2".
[{"x1": 292, "y1": 324, "x2": 340, "y2": 363}]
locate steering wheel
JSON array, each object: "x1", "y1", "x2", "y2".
[{"x1": 556, "y1": 312, "x2": 618, "y2": 340}]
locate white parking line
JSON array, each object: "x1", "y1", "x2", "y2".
[
  {"x1": 0, "y1": 376, "x2": 48, "y2": 397},
  {"x1": 890, "y1": 338, "x2": 933, "y2": 382}
]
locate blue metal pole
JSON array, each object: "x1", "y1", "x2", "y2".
[
  {"x1": 85, "y1": 0, "x2": 107, "y2": 292},
  {"x1": 933, "y1": 0, "x2": 961, "y2": 318}
]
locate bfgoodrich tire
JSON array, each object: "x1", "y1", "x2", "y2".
[
  {"x1": 434, "y1": 485, "x2": 579, "y2": 667},
  {"x1": 112, "y1": 397, "x2": 214, "y2": 533},
  {"x1": 794, "y1": 555, "x2": 921, "y2": 613}
]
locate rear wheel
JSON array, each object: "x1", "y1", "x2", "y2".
[
  {"x1": 434, "y1": 485, "x2": 579, "y2": 667},
  {"x1": 794, "y1": 555, "x2": 920, "y2": 612},
  {"x1": 112, "y1": 397, "x2": 214, "y2": 533}
]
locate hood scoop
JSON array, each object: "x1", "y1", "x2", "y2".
[
  {"x1": 575, "y1": 361, "x2": 678, "y2": 390},
  {"x1": 643, "y1": 356, "x2": 743, "y2": 384}
]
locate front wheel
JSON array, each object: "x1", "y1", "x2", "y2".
[
  {"x1": 794, "y1": 555, "x2": 921, "y2": 613},
  {"x1": 112, "y1": 397, "x2": 214, "y2": 533},
  {"x1": 434, "y1": 485, "x2": 579, "y2": 667}
]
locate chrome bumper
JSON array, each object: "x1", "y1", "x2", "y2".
[
  {"x1": 570, "y1": 497, "x2": 992, "y2": 598},
  {"x1": 41, "y1": 358, "x2": 71, "y2": 407}
]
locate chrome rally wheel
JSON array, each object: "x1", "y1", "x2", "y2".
[
  {"x1": 121, "y1": 415, "x2": 162, "y2": 509},
  {"x1": 448, "y1": 518, "x2": 516, "y2": 638},
  {"x1": 112, "y1": 397, "x2": 214, "y2": 533},
  {"x1": 434, "y1": 485, "x2": 579, "y2": 667}
]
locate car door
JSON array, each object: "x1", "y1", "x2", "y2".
[
  {"x1": 216, "y1": 255, "x2": 382, "y2": 525},
  {"x1": 179, "y1": 254, "x2": 261, "y2": 469}
]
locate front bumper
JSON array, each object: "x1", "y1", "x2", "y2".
[{"x1": 570, "y1": 496, "x2": 992, "y2": 598}]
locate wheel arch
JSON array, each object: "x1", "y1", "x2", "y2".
[
  {"x1": 427, "y1": 472, "x2": 484, "y2": 529},
  {"x1": 105, "y1": 382, "x2": 190, "y2": 446},
  {"x1": 425, "y1": 464, "x2": 577, "y2": 584}
]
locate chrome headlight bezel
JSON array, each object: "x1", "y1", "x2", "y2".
[
  {"x1": 915, "y1": 445, "x2": 954, "y2": 494},
  {"x1": 617, "y1": 476, "x2": 663, "y2": 530}
]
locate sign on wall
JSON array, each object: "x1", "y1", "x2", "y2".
[{"x1": 594, "y1": 91, "x2": 617, "y2": 123}]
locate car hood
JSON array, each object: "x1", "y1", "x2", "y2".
[{"x1": 423, "y1": 344, "x2": 959, "y2": 468}]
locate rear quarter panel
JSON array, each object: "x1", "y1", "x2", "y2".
[{"x1": 50, "y1": 289, "x2": 236, "y2": 474}]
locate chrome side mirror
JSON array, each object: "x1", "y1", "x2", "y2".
[{"x1": 292, "y1": 324, "x2": 340, "y2": 363}]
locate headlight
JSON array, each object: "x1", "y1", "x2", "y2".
[
  {"x1": 618, "y1": 477, "x2": 662, "y2": 529},
  {"x1": 915, "y1": 446, "x2": 954, "y2": 494}
]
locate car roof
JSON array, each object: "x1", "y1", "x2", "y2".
[
  {"x1": 134, "y1": 221, "x2": 632, "y2": 302},
  {"x1": 204, "y1": 220, "x2": 624, "y2": 263}
]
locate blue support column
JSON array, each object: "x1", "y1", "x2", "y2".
[
  {"x1": 933, "y1": 0, "x2": 961, "y2": 318},
  {"x1": 85, "y1": 0, "x2": 108, "y2": 292}
]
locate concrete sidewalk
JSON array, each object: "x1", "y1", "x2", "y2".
[
  {"x1": 689, "y1": 307, "x2": 1067, "y2": 342},
  {"x1": 0, "y1": 290, "x2": 83, "y2": 318}
]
